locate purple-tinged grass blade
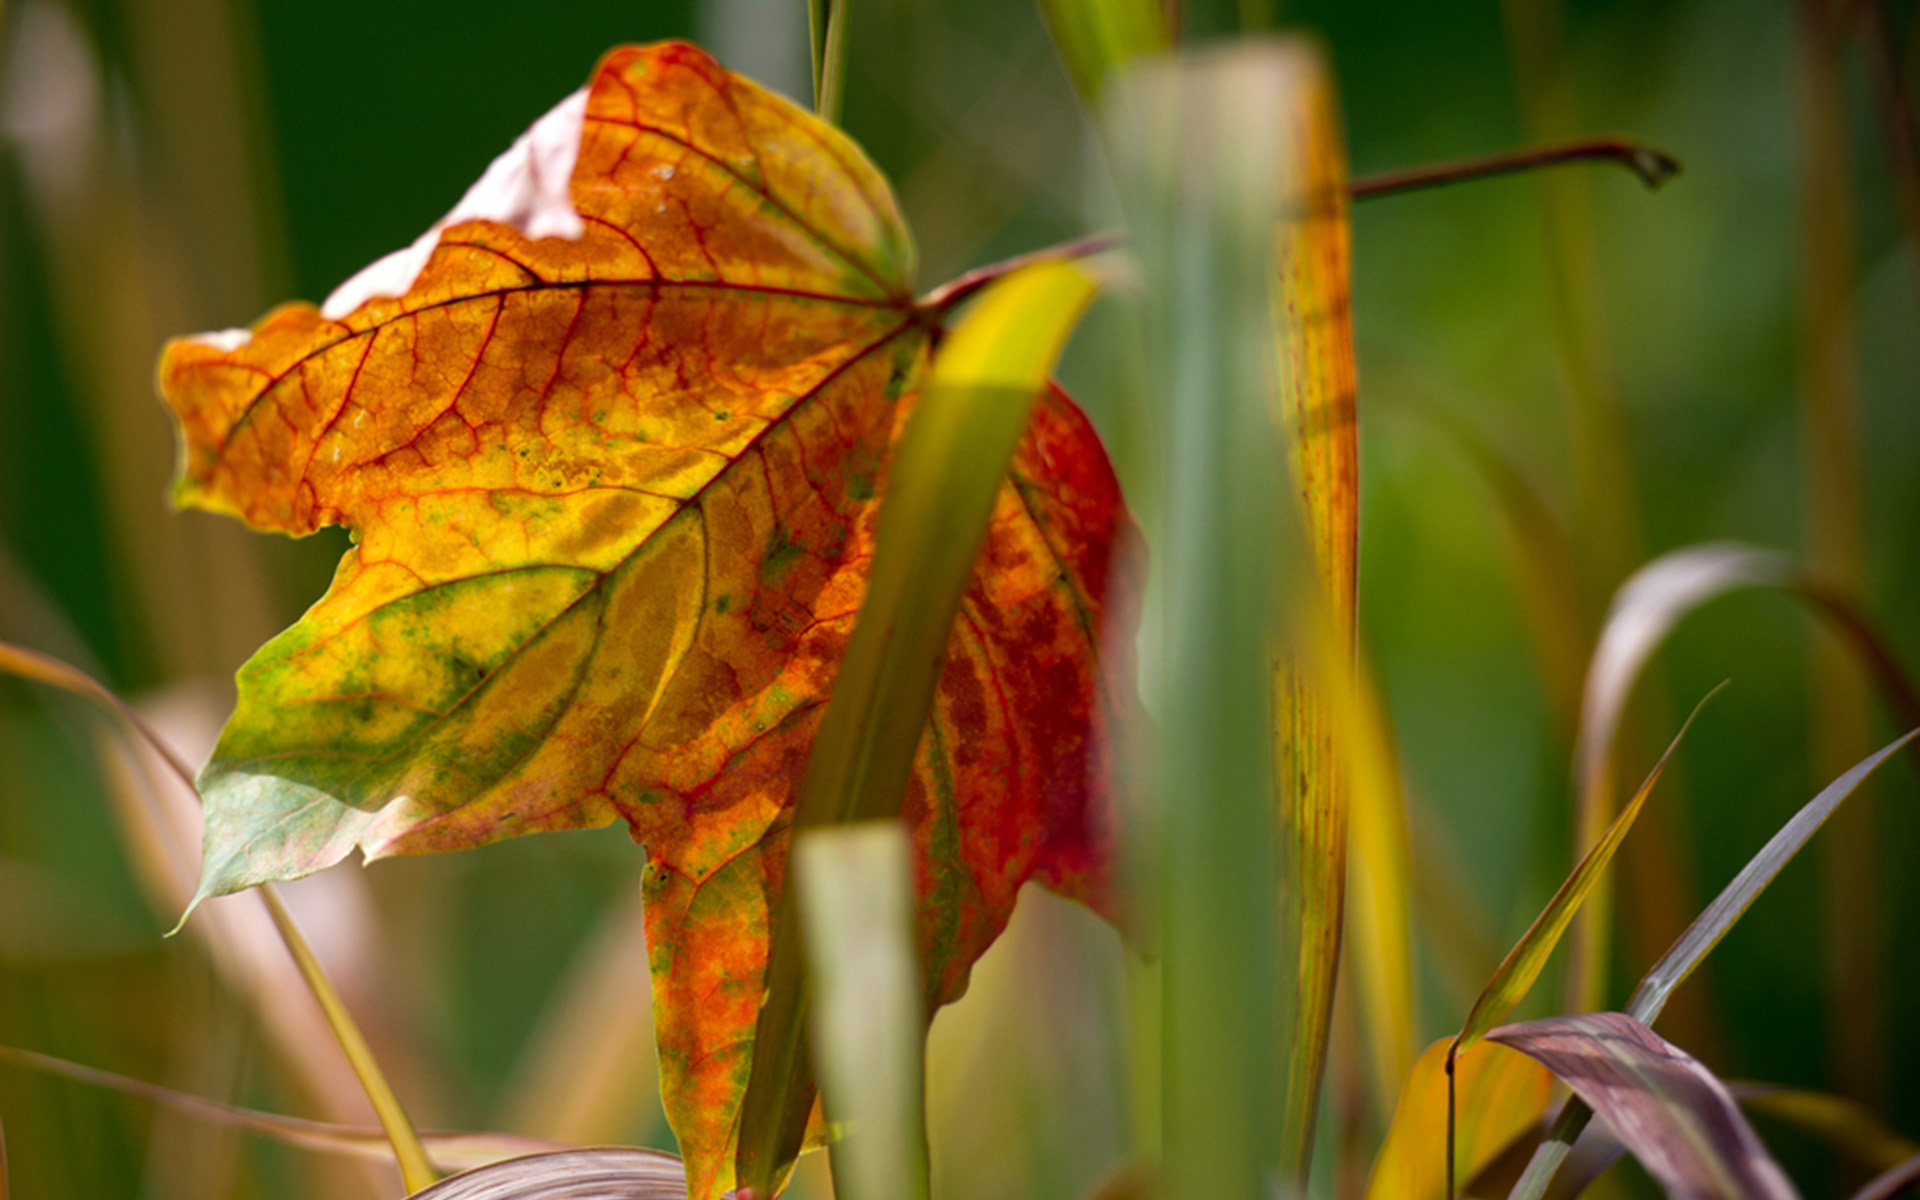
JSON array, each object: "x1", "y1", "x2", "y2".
[
  {"x1": 1508, "y1": 730, "x2": 1916, "y2": 1200},
  {"x1": 1489, "y1": 1013, "x2": 1799, "y2": 1200},
  {"x1": 1565, "y1": 543, "x2": 1920, "y2": 1015},
  {"x1": 1626, "y1": 730, "x2": 1918, "y2": 1025},
  {"x1": 404, "y1": 1148, "x2": 687, "y2": 1198},
  {"x1": 1849, "y1": 1153, "x2": 1920, "y2": 1200}
]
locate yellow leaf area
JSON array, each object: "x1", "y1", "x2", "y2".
[
  {"x1": 158, "y1": 43, "x2": 1137, "y2": 1200},
  {"x1": 1365, "y1": 1038, "x2": 1553, "y2": 1200},
  {"x1": 1268, "y1": 51, "x2": 1368, "y2": 1160}
]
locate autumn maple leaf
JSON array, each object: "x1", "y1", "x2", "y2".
[{"x1": 158, "y1": 41, "x2": 1137, "y2": 1199}]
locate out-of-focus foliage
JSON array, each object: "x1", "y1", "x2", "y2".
[{"x1": 2, "y1": 0, "x2": 1918, "y2": 1197}]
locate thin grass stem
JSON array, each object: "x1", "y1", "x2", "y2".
[
  {"x1": 0, "y1": 640, "x2": 439, "y2": 1195},
  {"x1": 1349, "y1": 135, "x2": 1678, "y2": 201}
]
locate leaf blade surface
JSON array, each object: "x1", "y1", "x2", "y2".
[{"x1": 157, "y1": 42, "x2": 1138, "y2": 1200}]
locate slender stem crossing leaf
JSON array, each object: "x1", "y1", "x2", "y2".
[
  {"x1": 734, "y1": 261, "x2": 1101, "y2": 1196},
  {"x1": 1362, "y1": 1038, "x2": 1550, "y2": 1200}
]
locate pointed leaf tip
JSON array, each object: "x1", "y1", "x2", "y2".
[{"x1": 1455, "y1": 683, "x2": 1723, "y2": 1057}]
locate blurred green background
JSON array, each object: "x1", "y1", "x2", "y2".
[{"x1": 1, "y1": 0, "x2": 1915, "y2": 1196}]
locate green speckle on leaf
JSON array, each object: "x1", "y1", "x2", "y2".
[{"x1": 760, "y1": 524, "x2": 805, "y2": 583}]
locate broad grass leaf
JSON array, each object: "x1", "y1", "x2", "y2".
[
  {"x1": 1106, "y1": 43, "x2": 1325, "y2": 1194},
  {"x1": 157, "y1": 42, "x2": 1138, "y2": 1200},
  {"x1": 1364, "y1": 1038, "x2": 1551, "y2": 1200},
  {"x1": 1488, "y1": 1012, "x2": 1799, "y2": 1200}
]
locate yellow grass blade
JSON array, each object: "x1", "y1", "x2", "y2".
[
  {"x1": 1364, "y1": 1038, "x2": 1552, "y2": 1200},
  {"x1": 1337, "y1": 655, "x2": 1419, "y2": 1119},
  {"x1": 1455, "y1": 685, "x2": 1720, "y2": 1059},
  {"x1": 0, "y1": 640, "x2": 438, "y2": 1193},
  {"x1": 1261, "y1": 47, "x2": 1414, "y2": 1163}
]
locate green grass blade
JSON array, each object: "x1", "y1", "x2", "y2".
[
  {"x1": 1627, "y1": 729, "x2": 1917, "y2": 1026},
  {"x1": 1488, "y1": 1013, "x2": 1800, "y2": 1200},
  {"x1": 1033, "y1": 0, "x2": 1169, "y2": 104},
  {"x1": 795, "y1": 823, "x2": 929, "y2": 1200},
  {"x1": 810, "y1": 0, "x2": 849, "y2": 124},
  {"x1": 1106, "y1": 40, "x2": 1340, "y2": 1194},
  {"x1": 732, "y1": 261, "x2": 1101, "y2": 1197},
  {"x1": 1454, "y1": 684, "x2": 1720, "y2": 1059}
]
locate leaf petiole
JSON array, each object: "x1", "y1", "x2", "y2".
[
  {"x1": 918, "y1": 230, "x2": 1124, "y2": 315},
  {"x1": 1349, "y1": 134, "x2": 1679, "y2": 200},
  {"x1": 920, "y1": 136, "x2": 1677, "y2": 317}
]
